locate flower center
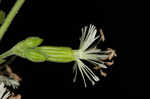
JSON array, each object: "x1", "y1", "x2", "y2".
[{"x1": 73, "y1": 50, "x2": 85, "y2": 60}]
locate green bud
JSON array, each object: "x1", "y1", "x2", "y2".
[
  {"x1": 36, "y1": 46, "x2": 75, "y2": 63},
  {"x1": 23, "y1": 37, "x2": 43, "y2": 48},
  {"x1": 11, "y1": 37, "x2": 43, "y2": 53},
  {"x1": 0, "y1": 10, "x2": 5, "y2": 24},
  {"x1": 24, "y1": 49, "x2": 46, "y2": 62}
]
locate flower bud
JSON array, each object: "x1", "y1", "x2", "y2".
[
  {"x1": 11, "y1": 37, "x2": 43, "y2": 54},
  {"x1": 23, "y1": 37, "x2": 43, "y2": 48}
]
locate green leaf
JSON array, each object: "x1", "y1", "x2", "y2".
[
  {"x1": 24, "y1": 49, "x2": 46, "y2": 62},
  {"x1": 0, "y1": 10, "x2": 5, "y2": 25}
]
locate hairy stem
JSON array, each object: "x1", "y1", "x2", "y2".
[{"x1": 0, "y1": 0, "x2": 25, "y2": 40}]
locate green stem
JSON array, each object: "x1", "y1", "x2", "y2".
[
  {"x1": 0, "y1": 0, "x2": 25, "y2": 40},
  {"x1": 0, "y1": 50, "x2": 14, "y2": 59}
]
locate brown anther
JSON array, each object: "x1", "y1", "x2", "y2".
[
  {"x1": 108, "y1": 54, "x2": 113, "y2": 60},
  {"x1": 100, "y1": 70, "x2": 107, "y2": 77},
  {"x1": 108, "y1": 49, "x2": 117, "y2": 60},
  {"x1": 6, "y1": 65, "x2": 22, "y2": 81},
  {"x1": 99, "y1": 28, "x2": 105, "y2": 42},
  {"x1": 6, "y1": 65, "x2": 13, "y2": 73},
  {"x1": 107, "y1": 48, "x2": 112, "y2": 52},
  {"x1": 100, "y1": 57, "x2": 109, "y2": 61},
  {"x1": 9, "y1": 73, "x2": 22, "y2": 81},
  {"x1": 9, "y1": 94, "x2": 21, "y2": 99},
  {"x1": 93, "y1": 66, "x2": 101, "y2": 70},
  {"x1": 105, "y1": 60, "x2": 114, "y2": 66}
]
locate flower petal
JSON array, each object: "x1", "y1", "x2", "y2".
[
  {"x1": 73, "y1": 63, "x2": 78, "y2": 83},
  {"x1": 77, "y1": 60, "x2": 87, "y2": 87},
  {"x1": 77, "y1": 60, "x2": 99, "y2": 86},
  {"x1": 0, "y1": 83, "x2": 10, "y2": 99},
  {"x1": 80, "y1": 24, "x2": 99, "y2": 51}
]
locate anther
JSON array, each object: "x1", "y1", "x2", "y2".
[
  {"x1": 99, "y1": 28, "x2": 105, "y2": 42},
  {"x1": 100, "y1": 69, "x2": 107, "y2": 77},
  {"x1": 105, "y1": 60, "x2": 114, "y2": 66},
  {"x1": 93, "y1": 66, "x2": 101, "y2": 70}
]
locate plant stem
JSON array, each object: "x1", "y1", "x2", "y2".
[
  {"x1": 0, "y1": 50, "x2": 14, "y2": 59},
  {"x1": 0, "y1": 0, "x2": 25, "y2": 40}
]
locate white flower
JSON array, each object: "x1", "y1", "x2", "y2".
[
  {"x1": 0, "y1": 83, "x2": 10, "y2": 99},
  {"x1": 73, "y1": 24, "x2": 116, "y2": 87},
  {"x1": 0, "y1": 76, "x2": 20, "y2": 89}
]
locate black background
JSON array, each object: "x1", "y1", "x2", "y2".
[{"x1": 0, "y1": 0, "x2": 133, "y2": 98}]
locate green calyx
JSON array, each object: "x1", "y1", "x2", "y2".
[
  {"x1": 11, "y1": 37, "x2": 44, "y2": 62},
  {"x1": 0, "y1": 37, "x2": 75, "y2": 63},
  {"x1": 24, "y1": 49, "x2": 46, "y2": 62},
  {"x1": 12, "y1": 37, "x2": 43, "y2": 50},
  {"x1": 22, "y1": 37, "x2": 43, "y2": 48},
  {"x1": 36, "y1": 46, "x2": 75, "y2": 63}
]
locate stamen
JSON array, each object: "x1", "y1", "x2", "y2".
[
  {"x1": 6, "y1": 65, "x2": 22, "y2": 81},
  {"x1": 105, "y1": 60, "x2": 114, "y2": 66},
  {"x1": 107, "y1": 48, "x2": 117, "y2": 60},
  {"x1": 93, "y1": 66, "x2": 101, "y2": 70},
  {"x1": 100, "y1": 69, "x2": 107, "y2": 77},
  {"x1": 99, "y1": 28, "x2": 105, "y2": 42}
]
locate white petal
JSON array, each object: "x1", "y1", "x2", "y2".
[
  {"x1": 81, "y1": 62, "x2": 99, "y2": 81},
  {"x1": 80, "y1": 27, "x2": 88, "y2": 43},
  {"x1": 77, "y1": 60, "x2": 87, "y2": 87},
  {"x1": 0, "y1": 83, "x2": 10, "y2": 99},
  {"x1": 88, "y1": 60, "x2": 107, "y2": 69},
  {"x1": 2, "y1": 91, "x2": 10, "y2": 99},
  {"x1": 80, "y1": 24, "x2": 98, "y2": 51},
  {"x1": 0, "y1": 83, "x2": 6, "y2": 98},
  {"x1": 84, "y1": 54, "x2": 109, "y2": 61},
  {"x1": 73, "y1": 63, "x2": 78, "y2": 83},
  {"x1": 0, "y1": 76, "x2": 20, "y2": 89},
  {"x1": 77, "y1": 60, "x2": 99, "y2": 85},
  {"x1": 80, "y1": 65, "x2": 96, "y2": 86},
  {"x1": 85, "y1": 49, "x2": 102, "y2": 54},
  {"x1": 82, "y1": 36, "x2": 99, "y2": 51}
]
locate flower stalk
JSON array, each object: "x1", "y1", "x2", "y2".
[
  {"x1": 0, "y1": 0, "x2": 25, "y2": 40},
  {"x1": 0, "y1": 10, "x2": 6, "y2": 25},
  {"x1": 0, "y1": 50, "x2": 14, "y2": 60}
]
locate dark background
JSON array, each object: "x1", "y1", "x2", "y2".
[{"x1": 0, "y1": 0, "x2": 132, "y2": 98}]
